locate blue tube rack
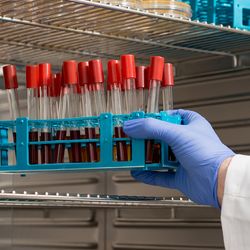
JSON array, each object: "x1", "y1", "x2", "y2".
[
  {"x1": 181, "y1": 0, "x2": 250, "y2": 30},
  {"x1": 0, "y1": 112, "x2": 181, "y2": 173}
]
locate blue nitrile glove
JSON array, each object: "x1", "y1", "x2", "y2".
[{"x1": 123, "y1": 109, "x2": 235, "y2": 208}]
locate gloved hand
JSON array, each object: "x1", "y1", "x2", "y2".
[{"x1": 123, "y1": 109, "x2": 235, "y2": 208}]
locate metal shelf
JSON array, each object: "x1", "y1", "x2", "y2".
[
  {"x1": 0, "y1": 0, "x2": 250, "y2": 68},
  {"x1": 0, "y1": 190, "x2": 204, "y2": 208}
]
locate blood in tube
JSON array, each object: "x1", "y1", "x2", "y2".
[
  {"x1": 3, "y1": 65, "x2": 21, "y2": 163},
  {"x1": 51, "y1": 73, "x2": 67, "y2": 163},
  {"x1": 146, "y1": 56, "x2": 164, "y2": 164},
  {"x1": 121, "y1": 55, "x2": 137, "y2": 160},
  {"x1": 162, "y1": 63, "x2": 176, "y2": 161},
  {"x1": 39, "y1": 63, "x2": 52, "y2": 164},
  {"x1": 59, "y1": 61, "x2": 82, "y2": 163},
  {"x1": 108, "y1": 60, "x2": 128, "y2": 161},
  {"x1": 26, "y1": 65, "x2": 40, "y2": 164},
  {"x1": 78, "y1": 62, "x2": 97, "y2": 162}
]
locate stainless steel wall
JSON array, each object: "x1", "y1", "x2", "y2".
[{"x1": 0, "y1": 68, "x2": 249, "y2": 249}]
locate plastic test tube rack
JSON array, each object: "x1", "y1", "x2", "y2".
[{"x1": 0, "y1": 112, "x2": 181, "y2": 173}]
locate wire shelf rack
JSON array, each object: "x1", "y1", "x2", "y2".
[
  {"x1": 0, "y1": 190, "x2": 204, "y2": 208},
  {"x1": 0, "y1": 0, "x2": 250, "y2": 68}
]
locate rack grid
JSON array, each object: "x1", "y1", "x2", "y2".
[{"x1": 0, "y1": 0, "x2": 250, "y2": 68}]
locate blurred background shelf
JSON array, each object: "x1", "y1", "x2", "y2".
[{"x1": 0, "y1": 0, "x2": 249, "y2": 72}]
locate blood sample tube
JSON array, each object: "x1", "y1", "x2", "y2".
[
  {"x1": 3, "y1": 65, "x2": 21, "y2": 161},
  {"x1": 59, "y1": 60, "x2": 81, "y2": 163},
  {"x1": 89, "y1": 59, "x2": 106, "y2": 115},
  {"x1": 120, "y1": 55, "x2": 137, "y2": 113},
  {"x1": 39, "y1": 63, "x2": 52, "y2": 164},
  {"x1": 26, "y1": 65, "x2": 40, "y2": 164},
  {"x1": 146, "y1": 56, "x2": 164, "y2": 164},
  {"x1": 162, "y1": 63, "x2": 174, "y2": 111},
  {"x1": 3, "y1": 65, "x2": 21, "y2": 120},
  {"x1": 108, "y1": 60, "x2": 128, "y2": 161},
  {"x1": 78, "y1": 62, "x2": 97, "y2": 162},
  {"x1": 135, "y1": 66, "x2": 146, "y2": 111},
  {"x1": 49, "y1": 73, "x2": 61, "y2": 120},
  {"x1": 162, "y1": 63, "x2": 176, "y2": 161},
  {"x1": 144, "y1": 66, "x2": 150, "y2": 111}
]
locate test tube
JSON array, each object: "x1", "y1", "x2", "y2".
[
  {"x1": 54, "y1": 72, "x2": 66, "y2": 163},
  {"x1": 49, "y1": 73, "x2": 61, "y2": 120},
  {"x1": 144, "y1": 66, "x2": 150, "y2": 111},
  {"x1": 162, "y1": 63, "x2": 175, "y2": 161},
  {"x1": 26, "y1": 65, "x2": 40, "y2": 164},
  {"x1": 89, "y1": 59, "x2": 106, "y2": 115},
  {"x1": 162, "y1": 63, "x2": 174, "y2": 111},
  {"x1": 39, "y1": 63, "x2": 52, "y2": 164},
  {"x1": 59, "y1": 60, "x2": 81, "y2": 163},
  {"x1": 78, "y1": 62, "x2": 97, "y2": 162},
  {"x1": 120, "y1": 55, "x2": 137, "y2": 113},
  {"x1": 108, "y1": 60, "x2": 128, "y2": 161},
  {"x1": 3, "y1": 65, "x2": 21, "y2": 120},
  {"x1": 135, "y1": 66, "x2": 146, "y2": 111},
  {"x1": 146, "y1": 56, "x2": 164, "y2": 164},
  {"x1": 3, "y1": 65, "x2": 21, "y2": 162}
]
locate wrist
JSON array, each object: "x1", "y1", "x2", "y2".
[{"x1": 217, "y1": 157, "x2": 233, "y2": 206}]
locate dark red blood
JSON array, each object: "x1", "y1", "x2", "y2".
[
  {"x1": 54, "y1": 130, "x2": 66, "y2": 163},
  {"x1": 70, "y1": 130, "x2": 81, "y2": 163},
  {"x1": 114, "y1": 127, "x2": 128, "y2": 161},
  {"x1": 85, "y1": 127, "x2": 98, "y2": 162},
  {"x1": 145, "y1": 140, "x2": 154, "y2": 164},
  {"x1": 40, "y1": 132, "x2": 52, "y2": 164},
  {"x1": 29, "y1": 131, "x2": 39, "y2": 164}
]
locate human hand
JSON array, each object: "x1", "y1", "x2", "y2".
[{"x1": 123, "y1": 109, "x2": 235, "y2": 208}]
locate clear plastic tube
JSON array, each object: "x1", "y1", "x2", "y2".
[
  {"x1": 123, "y1": 78, "x2": 137, "y2": 113},
  {"x1": 146, "y1": 80, "x2": 161, "y2": 113},
  {"x1": 93, "y1": 83, "x2": 106, "y2": 115},
  {"x1": 6, "y1": 89, "x2": 21, "y2": 120},
  {"x1": 162, "y1": 86, "x2": 173, "y2": 111},
  {"x1": 136, "y1": 88, "x2": 144, "y2": 111}
]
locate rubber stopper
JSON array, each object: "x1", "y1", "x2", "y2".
[
  {"x1": 50, "y1": 73, "x2": 62, "y2": 97},
  {"x1": 120, "y1": 54, "x2": 136, "y2": 79},
  {"x1": 89, "y1": 59, "x2": 104, "y2": 84},
  {"x1": 78, "y1": 62, "x2": 89, "y2": 86},
  {"x1": 136, "y1": 66, "x2": 146, "y2": 89},
  {"x1": 150, "y1": 56, "x2": 165, "y2": 81},
  {"x1": 162, "y1": 63, "x2": 174, "y2": 87},
  {"x1": 26, "y1": 65, "x2": 39, "y2": 88},
  {"x1": 107, "y1": 60, "x2": 121, "y2": 85},
  {"x1": 62, "y1": 60, "x2": 78, "y2": 85},
  {"x1": 3, "y1": 65, "x2": 18, "y2": 89},
  {"x1": 39, "y1": 63, "x2": 52, "y2": 86}
]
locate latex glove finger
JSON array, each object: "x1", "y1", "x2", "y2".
[{"x1": 131, "y1": 170, "x2": 177, "y2": 189}]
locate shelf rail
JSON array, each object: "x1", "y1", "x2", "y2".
[{"x1": 0, "y1": 0, "x2": 249, "y2": 67}]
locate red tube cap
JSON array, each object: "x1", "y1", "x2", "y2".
[
  {"x1": 49, "y1": 73, "x2": 62, "y2": 97},
  {"x1": 89, "y1": 59, "x2": 104, "y2": 84},
  {"x1": 136, "y1": 66, "x2": 146, "y2": 89},
  {"x1": 120, "y1": 54, "x2": 136, "y2": 79},
  {"x1": 62, "y1": 60, "x2": 78, "y2": 85},
  {"x1": 78, "y1": 62, "x2": 89, "y2": 86},
  {"x1": 3, "y1": 65, "x2": 18, "y2": 89},
  {"x1": 162, "y1": 63, "x2": 174, "y2": 87},
  {"x1": 150, "y1": 56, "x2": 165, "y2": 81},
  {"x1": 144, "y1": 66, "x2": 150, "y2": 89},
  {"x1": 39, "y1": 63, "x2": 52, "y2": 86},
  {"x1": 26, "y1": 65, "x2": 39, "y2": 88},
  {"x1": 107, "y1": 60, "x2": 121, "y2": 85}
]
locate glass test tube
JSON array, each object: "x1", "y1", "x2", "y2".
[
  {"x1": 108, "y1": 60, "x2": 128, "y2": 161},
  {"x1": 53, "y1": 73, "x2": 67, "y2": 163},
  {"x1": 162, "y1": 63, "x2": 175, "y2": 161},
  {"x1": 39, "y1": 63, "x2": 52, "y2": 164},
  {"x1": 135, "y1": 66, "x2": 146, "y2": 111},
  {"x1": 26, "y1": 65, "x2": 40, "y2": 164},
  {"x1": 59, "y1": 60, "x2": 81, "y2": 163},
  {"x1": 3, "y1": 65, "x2": 21, "y2": 164},
  {"x1": 146, "y1": 56, "x2": 165, "y2": 164},
  {"x1": 78, "y1": 61, "x2": 98, "y2": 162},
  {"x1": 121, "y1": 55, "x2": 137, "y2": 114},
  {"x1": 89, "y1": 60, "x2": 106, "y2": 162}
]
